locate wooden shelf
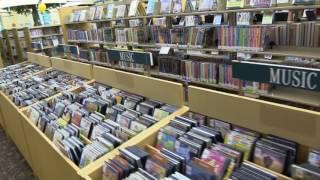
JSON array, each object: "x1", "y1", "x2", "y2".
[
  {"x1": 67, "y1": 40, "x2": 320, "y2": 59},
  {"x1": 29, "y1": 24, "x2": 61, "y2": 29},
  {"x1": 149, "y1": 69, "x2": 239, "y2": 92},
  {"x1": 64, "y1": 5, "x2": 320, "y2": 25},
  {"x1": 31, "y1": 33, "x2": 63, "y2": 39},
  {"x1": 33, "y1": 46, "x2": 55, "y2": 50},
  {"x1": 261, "y1": 87, "x2": 320, "y2": 107}
]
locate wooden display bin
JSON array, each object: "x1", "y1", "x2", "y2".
[
  {"x1": 0, "y1": 56, "x2": 93, "y2": 180},
  {"x1": 187, "y1": 86, "x2": 320, "y2": 150},
  {"x1": 18, "y1": 65, "x2": 185, "y2": 180},
  {"x1": 82, "y1": 105, "x2": 189, "y2": 180},
  {"x1": 27, "y1": 52, "x2": 52, "y2": 67},
  {"x1": 83, "y1": 85, "x2": 314, "y2": 180},
  {"x1": 82, "y1": 110, "x2": 290, "y2": 180},
  {"x1": 0, "y1": 53, "x2": 51, "y2": 144},
  {"x1": 51, "y1": 57, "x2": 92, "y2": 79},
  {"x1": 0, "y1": 92, "x2": 33, "y2": 168}
]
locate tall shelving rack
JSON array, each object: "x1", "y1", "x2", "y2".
[
  {"x1": 0, "y1": 1, "x2": 318, "y2": 180},
  {"x1": 60, "y1": 3, "x2": 320, "y2": 110},
  {"x1": 24, "y1": 24, "x2": 64, "y2": 56}
]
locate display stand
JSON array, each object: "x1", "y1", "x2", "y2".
[
  {"x1": 188, "y1": 86, "x2": 320, "y2": 151},
  {"x1": 0, "y1": 92, "x2": 33, "y2": 167},
  {"x1": 0, "y1": 54, "x2": 53, "y2": 168},
  {"x1": 0, "y1": 53, "x2": 317, "y2": 180},
  {"x1": 82, "y1": 85, "x2": 320, "y2": 180},
  {"x1": 0, "y1": 54, "x2": 186, "y2": 180},
  {"x1": 27, "y1": 52, "x2": 52, "y2": 67},
  {"x1": 92, "y1": 66, "x2": 184, "y2": 107},
  {"x1": 51, "y1": 57, "x2": 92, "y2": 79}
]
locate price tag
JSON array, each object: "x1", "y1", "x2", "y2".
[
  {"x1": 213, "y1": 14, "x2": 222, "y2": 25},
  {"x1": 159, "y1": 47, "x2": 171, "y2": 55},
  {"x1": 264, "y1": 54, "x2": 272, "y2": 60}
]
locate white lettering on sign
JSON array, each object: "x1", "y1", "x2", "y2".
[
  {"x1": 270, "y1": 68, "x2": 281, "y2": 84},
  {"x1": 119, "y1": 52, "x2": 134, "y2": 62},
  {"x1": 269, "y1": 68, "x2": 318, "y2": 90}
]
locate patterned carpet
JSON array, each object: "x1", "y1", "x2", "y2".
[{"x1": 0, "y1": 128, "x2": 35, "y2": 180}]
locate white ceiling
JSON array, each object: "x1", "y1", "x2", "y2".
[{"x1": 0, "y1": 0, "x2": 94, "y2": 9}]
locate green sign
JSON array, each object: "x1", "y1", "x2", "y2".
[
  {"x1": 232, "y1": 61, "x2": 320, "y2": 91},
  {"x1": 107, "y1": 49, "x2": 154, "y2": 66}
]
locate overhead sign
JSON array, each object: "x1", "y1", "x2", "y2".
[
  {"x1": 107, "y1": 49, "x2": 154, "y2": 66},
  {"x1": 232, "y1": 60, "x2": 320, "y2": 91}
]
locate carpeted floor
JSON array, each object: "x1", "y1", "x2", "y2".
[{"x1": 0, "y1": 128, "x2": 35, "y2": 180}]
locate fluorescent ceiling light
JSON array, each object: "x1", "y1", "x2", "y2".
[
  {"x1": 0, "y1": 0, "x2": 38, "y2": 8},
  {"x1": 42, "y1": 0, "x2": 67, "y2": 3},
  {"x1": 0, "y1": 0, "x2": 93, "y2": 9}
]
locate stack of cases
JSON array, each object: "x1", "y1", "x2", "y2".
[
  {"x1": 217, "y1": 26, "x2": 270, "y2": 51},
  {"x1": 0, "y1": 63, "x2": 46, "y2": 83},
  {"x1": 99, "y1": 27, "x2": 115, "y2": 43},
  {"x1": 180, "y1": 60, "x2": 217, "y2": 84},
  {"x1": 67, "y1": 25, "x2": 99, "y2": 42},
  {"x1": 271, "y1": 22, "x2": 320, "y2": 47},
  {"x1": 158, "y1": 56, "x2": 182, "y2": 76},
  {"x1": 127, "y1": 27, "x2": 148, "y2": 45},
  {"x1": 218, "y1": 64, "x2": 240, "y2": 89},
  {"x1": 150, "y1": 26, "x2": 213, "y2": 47},
  {"x1": 158, "y1": 55, "x2": 240, "y2": 88},
  {"x1": 188, "y1": 27, "x2": 214, "y2": 48},
  {"x1": 115, "y1": 29, "x2": 129, "y2": 44},
  {"x1": 0, "y1": 69, "x2": 86, "y2": 107},
  {"x1": 102, "y1": 111, "x2": 299, "y2": 180},
  {"x1": 27, "y1": 83, "x2": 177, "y2": 167},
  {"x1": 30, "y1": 29, "x2": 43, "y2": 37}
]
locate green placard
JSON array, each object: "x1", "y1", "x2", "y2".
[
  {"x1": 107, "y1": 49, "x2": 153, "y2": 66},
  {"x1": 232, "y1": 61, "x2": 320, "y2": 91}
]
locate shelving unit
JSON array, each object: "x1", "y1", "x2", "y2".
[
  {"x1": 0, "y1": 53, "x2": 187, "y2": 180},
  {"x1": 58, "y1": 2, "x2": 320, "y2": 111},
  {"x1": 1, "y1": 29, "x2": 15, "y2": 65},
  {"x1": 24, "y1": 25, "x2": 64, "y2": 56},
  {"x1": 0, "y1": 1, "x2": 319, "y2": 179},
  {"x1": 63, "y1": 5, "x2": 320, "y2": 25},
  {"x1": 68, "y1": 40, "x2": 320, "y2": 60},
  {"x1": 0, "y1": 53, "x2": 318, "y2": 180},
  {"x1": 0, "y1": 28, "x2": 29, "y2": 64}
]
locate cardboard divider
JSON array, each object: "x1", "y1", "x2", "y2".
[
  {"x1": 93, "y1": 66, "x2": 184, "y2": 107},
  {"x1": 51, "y1": 57, "x2": 93, "y2": 79},
  {"x1": 27, "y1": 52, "x2": 52, "y2": 67},
  {"x1": 188, "y1": 86, "x2": 320, "y2": 150}
]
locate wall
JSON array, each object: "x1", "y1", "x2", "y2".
[
  {"x1": 0, "y1": 8, "x2": 61, "y2": 30},
  {"x1": 0, "y1": 11, "x2": 34, "y2": 29}
]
